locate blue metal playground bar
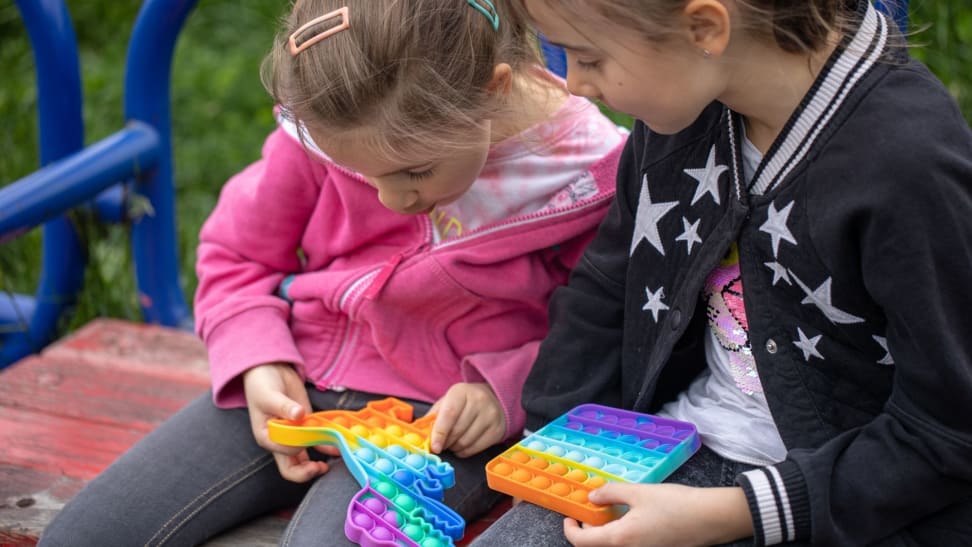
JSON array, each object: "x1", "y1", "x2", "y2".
[{"x1": 0, "y1": 0, "x2": 198, "y2": 368}]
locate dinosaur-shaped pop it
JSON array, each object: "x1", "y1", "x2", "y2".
[
  {"x1": 268, "y1": 397, "x2": 463, "y2": 546},
  {"x1": 486, "y1": 404, "x2": 700, "y2": 525}
]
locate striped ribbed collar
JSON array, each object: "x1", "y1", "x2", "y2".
[{"x1": 726, "y1": 1, "x2": 891, "y2": 198}]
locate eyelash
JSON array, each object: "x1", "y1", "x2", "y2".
[
  {"x1": 408, "y1": 168, "x2": 436, "y2": 180},
  {"x1": 575, "y1": 59, "x2": 600, "y2": 70}
]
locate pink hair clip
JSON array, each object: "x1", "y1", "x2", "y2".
[{"x1": 289, "y1": 6, "x2": 350, "y2": 56}]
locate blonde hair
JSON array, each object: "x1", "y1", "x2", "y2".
[
  {"x1": 263, "y1": 0, "x2": 547, "y2": 163},
  {"x1": 510, "y1": 0, "x2": 867, "y2": 54}
]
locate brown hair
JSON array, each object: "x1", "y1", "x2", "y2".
[
  {"x1": 509, "y1": 0, "x2": 865, "y2": 55},
  {"x1": 263, "y1": 0, "x2": 549, "y2": 162}
]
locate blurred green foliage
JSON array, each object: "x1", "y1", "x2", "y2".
[
  {"x1": 1, "y1": 0, "x2": 280, "y2": 331},
  {"x1": 908, "y1": 1, "x2": 972, "y2": 119},
  {"x1": 0, "y1": 0, "x2": 970, "y2": 339}
]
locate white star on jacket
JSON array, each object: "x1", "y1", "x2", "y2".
[
  {"x1": 759, "y1": 200, "x2": 797, "y2": 258},
  {"x1": 764, "y1": 261, "x2": 791, "y2": 286},
  {"x1": 630, "y1": 174, "x2": 679, "y2": 256},
  {"x1": 794, "y1": 327, "x2": 824, "y2": 361},
  {"x1": 872, "y1": 335, "x2": 895, "y2": 365},
  {"x1": 642, "y1": 286, "x2": 669, "y2": 322},
  {"x1": 789, "y1": 272, "x2": 865, "y2": 324},
  {"x1": 676, "y1": 217, "x2": 702, "y2": 254},
  {"x1": 683, "y1": 144, "x2": 727, "y2": 206}
]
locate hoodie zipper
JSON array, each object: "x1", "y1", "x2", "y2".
[{"x1": 290, "y1": 124, "x2": 615, "y2": 384}]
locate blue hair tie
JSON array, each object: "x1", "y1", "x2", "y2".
[{"x1": 467, "y1": 0, "x2": 499, "y2": 31}]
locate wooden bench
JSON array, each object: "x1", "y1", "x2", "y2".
[{"x1": 0, "y1": 318, "x2": 508, "y2": 546}]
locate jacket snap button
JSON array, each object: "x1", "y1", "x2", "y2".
[
  {"x1": 671, "y1": 308, "x2": 681, "y2": 329},
  {"x1": 765, "y1": 339, "x2": 778, "y2": 354}
]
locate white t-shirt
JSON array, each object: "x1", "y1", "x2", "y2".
[{"x1": 659, "y1": 133, "x2": 787, "y2": 466}]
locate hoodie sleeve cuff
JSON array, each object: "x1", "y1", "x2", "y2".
[
  {"x1": 736, "y1": 460, "x2": 811, "y2": 545},
  {"x1": 204, "y1": 306, "x2": 305, "y2": 408},
  {"x1": 459, "y1": 341, "x2": 540, "y2": 442}
]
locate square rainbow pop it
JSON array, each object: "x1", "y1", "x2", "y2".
[
  {"x1": 485, "y1": 404, "x2": 700, "y2": 525},
  {"x1": 269, "y1": 397, "x2": 463, "y2": 547}
]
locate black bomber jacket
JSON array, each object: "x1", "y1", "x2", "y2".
[{"x1": 522, "y1": 2, "x2": 972, "y2": 545}]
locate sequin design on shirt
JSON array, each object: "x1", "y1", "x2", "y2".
[{"x1": 705, "y1": 243, "x2": 763, "y2": 396}]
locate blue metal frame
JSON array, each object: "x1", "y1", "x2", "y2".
[
  {"x1": 0, "y1": 0, "x2": 197, "y2": 368},
  {"x1": 1, "y1": 0, "x2": 86, "y2": 368},
  {"x1": 125, "y1": 0, "x2": 197, "y2": 329},
  {"x1": 875, "y1": 0, "x2": 909, "y2": 33}
]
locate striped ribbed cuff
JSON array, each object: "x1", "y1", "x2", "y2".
[{"x1": 736, "y1": 461, "x2": 811, "y2": 545}]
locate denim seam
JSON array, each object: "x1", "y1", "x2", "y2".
[
  {"x1": 280, "y1": 474, "x2": 329, "y2": 546},
  {"x1": 144, "y1": 452, "x2": 275, "y2": 546}
]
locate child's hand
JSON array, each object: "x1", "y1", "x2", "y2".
[
  {"x1": 243, "y1": 362, "x2": 330, "y2": 483},
  {"x1": 563, "y1": 483, "x2": 753, "y2": 547},
  {"x1": 428, "y1": 382, "x2": 505, "y2": 457}
]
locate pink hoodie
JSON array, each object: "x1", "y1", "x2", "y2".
[{"x1": 195, "y1": 95, "x2": 624, "y2": 438}]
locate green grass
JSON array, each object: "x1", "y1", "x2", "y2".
[
  {"x1": 1, "y1": 0, "x2": 280, "y2": 331},
  {"x1": 1, "y1": 0, "x2": 971, "y2": 340}
]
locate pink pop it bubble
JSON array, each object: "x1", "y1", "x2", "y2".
[{"x1": 486, "y1": 404, "x2": 699, "y2": 525}]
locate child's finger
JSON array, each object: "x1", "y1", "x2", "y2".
[
  {"x1": 442, "y1": 405, "x2": 478, "y2": 451},
  {"x1": 563, "y1": 518, "x2": 586, "y2": 544},
  {"x1": 430, "y1": 398, "x2": 462, "y2": 453},
  {"x1": 273, "y1": 450, "x2": 329, "y2": 483},
  {"x1": 563, "y1": 517, "x2": 607, "y2": 546},
  {"x1": 586, "y1": 482, "x2": 634, "y2": 505},
  {"x1": 255, "y1": 389, "x2": 304, "y2": 421},
  {"x1": 448, "y1": 416, "x2": 495, "y2": 456}
]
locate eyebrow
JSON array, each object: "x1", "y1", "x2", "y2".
[{"x1": 543, "y1": 39, "x2": 595, "y2": 54}]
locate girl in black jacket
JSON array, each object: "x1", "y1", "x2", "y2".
[{"x1": 474, "y1": 0, "x2": 972, "y2": 545}]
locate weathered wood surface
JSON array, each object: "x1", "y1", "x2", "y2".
[{"x1": 0, "y1": 319, "x2": 287, "y2": 546}]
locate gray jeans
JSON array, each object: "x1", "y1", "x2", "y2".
[{"x1": 39, "y1": 388, "x2": 504, "y2": 546}]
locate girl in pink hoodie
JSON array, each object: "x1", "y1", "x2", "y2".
[{"x1": 40, "y1": 1, "x2": 624, "y2": 545}]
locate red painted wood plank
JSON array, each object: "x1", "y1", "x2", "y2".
[
  {"x1": 0, "y1": 405, "x2": 149, "y2": 481},
  {"x1": 0, "y1": 355, "x2": 207, "y2": 431},
  {"x1": 42, "y1": 318, "x2": 210, "y2": 384}
]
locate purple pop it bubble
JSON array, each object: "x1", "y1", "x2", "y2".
[{"x1": 363, "y1": 497, "x2": 385, "y2": 513}]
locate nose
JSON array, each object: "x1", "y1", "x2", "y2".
[
  {"x1": 376, "y1": 186, "x2": 421, "y2": 213},
  {"x1": 564, "y1": 67, "x2": 598, "y2": 100}
]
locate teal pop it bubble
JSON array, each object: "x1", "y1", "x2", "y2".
[{"x1": 485, "y1": 404, "x2": 699, "y2": 525}]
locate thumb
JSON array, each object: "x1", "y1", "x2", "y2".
[
  {"x1": 260, "y1": 390, "x2": 304, "y2": 421},
  {"x1": 586, "y1": 481, "x2": 634, "y2": 505}
]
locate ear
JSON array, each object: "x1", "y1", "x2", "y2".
[
  {"x1": 682, "y1": 0, "x2": 731, "y2": 57},
  {"x1": 487, "y1": 62, "x2": 514, "y2": 95}
]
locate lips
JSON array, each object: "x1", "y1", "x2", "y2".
[{"x1": 402, "y1": 204, "x2": 435, "y2": 215}]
